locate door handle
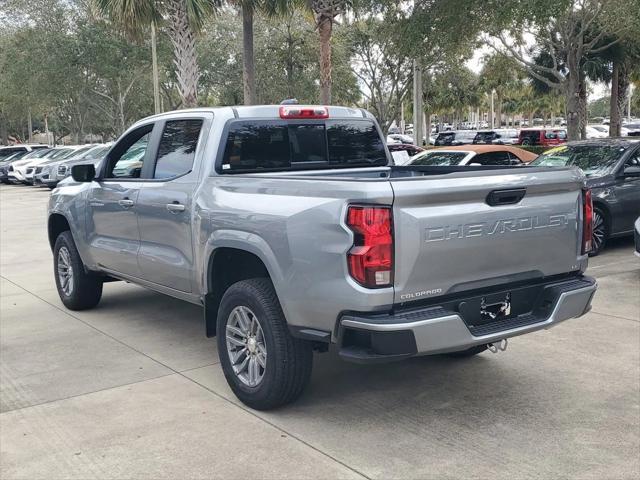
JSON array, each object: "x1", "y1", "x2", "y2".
[
  {"x1": 118, "y1": 199, "x2": 135, "y2": 208},
  {"x1": 166, "y1": 202, "x2": 185, "y2": 213}
]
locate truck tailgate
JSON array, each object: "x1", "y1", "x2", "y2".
[{"x1": 390, "y1": 167, "x2": 586, "y2": 304}]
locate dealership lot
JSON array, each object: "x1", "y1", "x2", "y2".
[{"x1": 1, "y1": 184, "x2": 638, "y2": 479}]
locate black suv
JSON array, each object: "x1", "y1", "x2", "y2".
[{"x1": 434, "y1": 130, "x2": 477, "y2": 146}]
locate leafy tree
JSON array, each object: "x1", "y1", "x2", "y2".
[
  {"x1": 348, "y1": 10, "x2": 412, "y2": 131},
  {"x1": 479, "y1": 54, "x2": 524, "y2": 127},
  {"x1": 197, "y1": 8, "x2": 358, "y2": 105},
  {"x1": 491, "y1": 0, "x2": 640, "y2": 140},
  {"x1": 76, "y1": 19, "x2": 154, "y2": 136},
  {"x1": 229, "y1": 0, "x2": 293, "y2": 105}
]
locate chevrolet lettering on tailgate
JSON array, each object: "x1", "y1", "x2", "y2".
[{"x1": 425, "y1": 214, "x2": 571, "y2": 242}]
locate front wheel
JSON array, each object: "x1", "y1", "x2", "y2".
[
  {"x1": 217, "y1": 278, "x2": 313, "y2": 410},
  {"x1": 54, "y1": 231, "x2": 103, "y2": 310}
]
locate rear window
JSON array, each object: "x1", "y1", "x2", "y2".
[{"x1": 220, "y1": 120, "x2": 387, "y2": 172}]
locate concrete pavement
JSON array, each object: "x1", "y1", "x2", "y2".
[{"x1": 1, "y1": 184, "x2": 638, "y2": 479}]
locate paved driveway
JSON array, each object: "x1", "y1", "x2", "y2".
[{"x1": 1, "y1": 184, "x2": 638, "y2": 479}]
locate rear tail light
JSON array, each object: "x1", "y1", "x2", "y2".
[
  {"x1": 279, "y1": 105, "x2": 329, "y2": 119},
  {"x1": 346, "y1": 205, "x2": 393, "y2": 288},
  {"x1": 582, "y1": 188, "x2": 593, "y2": 254}
]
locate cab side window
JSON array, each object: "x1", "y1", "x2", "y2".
[
  {"x1": 104, "y1": 125, "x2": 153, "y2": 179},
  {"x1": 153, "y1": 119, "x2": 203, "y2": 179}
]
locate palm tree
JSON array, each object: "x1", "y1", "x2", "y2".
[
  {"x1": 234, "y1": 1, "x2": 292, "y2": 105},
  {"x1": 94, "y1": 0, "x2": 215, "y2": 108},
  {"x1": 308, "y1": 0, "x2": 348, "y2": 105}
]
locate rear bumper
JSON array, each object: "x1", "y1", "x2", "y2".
[{"x1": 338, "y1": 275, "x2": 596, "y2": 363}]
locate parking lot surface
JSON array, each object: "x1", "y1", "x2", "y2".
[{"x1": 1, "y1": 184, "x2": 639, "y2": 480}]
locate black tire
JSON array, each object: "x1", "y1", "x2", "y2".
[
  {"x1": 53, "y1": 231, "x2": 103, "y2": 310},
  {"x1": 217, "y1": 278, "x2": 313, "y2": 410},
  {"x1": 446, "y1": 344, "x2": 488, "y2": 358},
  {"x1": 589, "y1": 207, "x2": 609, "y2": 256}
]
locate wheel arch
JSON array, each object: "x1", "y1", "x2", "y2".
[
  {"x1": 204, "y1": 247, "x2": 274, "y2": 338},
  {"x1": 48, "y1": 213, "x2": 72, "y2": 251}
]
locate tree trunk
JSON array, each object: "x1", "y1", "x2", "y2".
[
  {"x1": 579, "y1": 78, "x2": 587, "y2": 139},
  {"x1": 151, "y1": 23, "x2": 161, "y2": 114},
  {"x1": 166, "y1": 0, "x2": 199, "y2": 108},
  {"x1": 609, "y1": 59, "x2": 620, "y2": 137},
  {"x1": 617, "y1": 63, "x2": 630, "y2": 130},
  {"x1": 285, "y1": 23, "x2": 295, "y2": 98},
  {"x1": 565, "y1": 51, "x2": 581, "y2": 141},
  {"x1": 0, "y1": 111, "x2": 7, "y2": 145},
  {"x1": 424, "y1": 110, "x2": 431, "y2": 145},
  {"x1": 317, "y1": 15, "x2": 333, "y2": 105},
  {"x1": 242, "y1": 6, "x2": 256, "y2": 105},
  {"x1": 44, "y1": 112, "x2": 49, "y2": 146},
  {"x1": 27, "y1": 108, "x2": 33, "y2": 143},
  {"x1": 496, "y1": 93, "x2": 502, "y2": 128}
]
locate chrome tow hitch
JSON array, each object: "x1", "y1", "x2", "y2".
[{"x1": 487, "y1": 338, "x2": 508, "y2": 353}]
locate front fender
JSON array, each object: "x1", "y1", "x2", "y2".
[{"x1": 48, "y1": 184, "x2": 93, "y2": 267}]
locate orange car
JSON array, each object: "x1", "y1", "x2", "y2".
[{"x1": 406, "y1": 144, "x2": 538, "y2": 166}]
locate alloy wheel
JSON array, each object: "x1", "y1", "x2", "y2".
[
  {"x1": 592, "y1": 210, "x2": 606, "y2": 253},
  {"x1": 57, "y1": 246, "x2": 74, "y2": 296},
  {"x1": 225, "y1": 306, "x2": 267, "y2": 387}
]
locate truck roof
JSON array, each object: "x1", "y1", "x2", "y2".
[{"x1": 138, "y1": 105, "x2": 373, "y2": 123}]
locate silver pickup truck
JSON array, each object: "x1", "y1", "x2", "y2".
[{"x1": 48, "y1": 105, "x2": 597, "y2": 409}]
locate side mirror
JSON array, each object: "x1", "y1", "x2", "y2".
[
  {"x1": 624, "y1": 165, "x2": 640, "y2": 177},
  {"x1": 71, "y1": 164, "x2": 96, "y2": 182}
]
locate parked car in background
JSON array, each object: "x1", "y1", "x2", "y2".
[
  {"x1": 0, "y1": 144, "x2": 47, "y2": 162},
  {"x1": 530, "y1": 139, "x2": 640, "y2": 255},
  {"x1": 386, "y1": 133, "x2": 414, "y2": 145},
  {"x1": 39, "y1": 144, "x2": 111, "y2": 188},
  {"x1": 623, "y1": 122, "x2": 640, "y2": 137},
  {"x1": 518, "y1": 128, "x2": 567, "y2": 146},
  {"x1": 22, "y1": 146, "x2": 90, "y2": 185},
  {"x1": 586, "y1": 126, "x2": 608, "y2": 139},
  {"x1": 387, "y1": 143, "x2": 424, "y2": 165},
  {"x1": 473, "y1": 129, "x2": 520, "y2": 145},
  {"x1": 408, "y1": 145, "x2": 537, "y2": 167},
  {"x1": 0, "y1": 150, "x2": 34, "y2": 183},
  {"x1": 7, "y1": 148, "x2": 59, "y2": 184},
  {"x1": 33, "y1": 145, "x2": 99, "y2": 187},
  {"x1": 434, "y1": 130, "x2": 477, "y2": 146}
]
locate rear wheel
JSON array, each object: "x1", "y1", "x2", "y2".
[
  {"x1": 54, "y1": 231, "x2": 103, "y2": 310},
  {"x1": 590, "y1": 207, "x2": 608, "y2": 256},
  {"x1": 446, "y1": 344, "x2": 488, "y2": 358},
  {"x1": 217, "y1": 278, "x2": 313, "y2": 410}
]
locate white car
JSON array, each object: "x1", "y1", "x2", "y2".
[
  {"x1": 38, "y1": 143, "x2": 111, "y2": 188},
  {"x1": 22, "y1": 146, "x2": 93, "y2": 185},
  {"x1": 0, "y1": 144, "x2": 47, "y2": 162},
  {"x1": 586, "y1": 125, "x2": 608, "y2": 139},
  {"x1": 406, "y1": 145, "x2": 537, "y2": 167},
  {"x1": 7, "y1": 148, "x2": 59, "y2": 184},
  {"x1": 386, "y1": 134, "x2": 414, "y2": 145}
]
